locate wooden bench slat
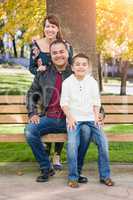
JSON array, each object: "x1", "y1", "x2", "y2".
[
  {"x1": 0, "y1": 105, "x2": 133, "y2": 114},
  {"x1": 0, "y1": 133, "x2": 133, "y2": 142},
  {"x1": 0, "y1": 96, "x2": 25, "y2": 104},
  {"x1": 0, "y1": 114, "x2": 28, "y2": 124},
  {"x1": 101, "y1": 95, "x2": 133, "y2": 104},
  {"x1": 0, "y1": 134, "x2": 67, "y2": 142},
  {"x1": 0, "y1": 95, "x2": 132, "y2": 104},
  {"x1": 0, "y1": 105, "x2": 27, "y2": 113},
  {"x1": 104, "y1": 114, "x2": 133, "y2": 124},
  {"x1": 104, "y1": 105, "x2": 133, "y2": 114},
  {"x1": 0, "y1": 114, "x2": 133, "y2": 124}
]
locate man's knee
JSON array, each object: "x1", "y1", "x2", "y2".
[{"x1": 24, "y1": 124, "x2": 38, "y2": 142}]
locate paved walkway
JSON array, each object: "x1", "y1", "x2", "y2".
[{"x1": 0, "y1": 163, "x2": 133, "y2": 200}]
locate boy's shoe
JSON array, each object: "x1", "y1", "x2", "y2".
[
  {"x1": 100, "y1": 178, "x2": 114, "y2": 186},
  {"x1": 78, "y1": 175, "x2": 88, "y2": 183},
  {"x1": 53, "y1": 154, "x2": 63, "y2": 170},
  {"x1": 68, "y1": 180, "x2": 79, "y2": 188}
]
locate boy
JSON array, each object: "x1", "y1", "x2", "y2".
[{"x1": 60, "y1": 53, "x2": 114, "y2": 188}]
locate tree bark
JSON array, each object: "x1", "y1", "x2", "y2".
[
  {"x1": 46, "y1": 0, "x2": 97, "y2": 79},
  {"x1": 120, "y1": 60, "x2": 129, "y2": 95}
]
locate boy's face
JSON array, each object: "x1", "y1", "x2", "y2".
[
  {"x1": 50, "y1": 43, "x2": 69, "y2": 68},
  {"x1": 72, "y1": 57, "x2": 90, "y2": 79}
]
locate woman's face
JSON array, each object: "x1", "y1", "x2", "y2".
[{"x1": 44, "y1": 19, "x2": 59, "y2": 40}]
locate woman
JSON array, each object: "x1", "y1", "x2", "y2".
[{"x1": 29, "y1": 15, "x2": 73, "y2": 170}]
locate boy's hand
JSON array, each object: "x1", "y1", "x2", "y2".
[
  {"x1": 67, "y1": 116, "x2": 77, "y2": 130},
  {"x1": 95, "y1": 113, "x2": 104, "y2": 128},
  {"x1": 30, "y1": 115, "x2": 40, "y2": 124},
  {"x1": 98, "y1": 113, "x2": 104, "y2": 126}
]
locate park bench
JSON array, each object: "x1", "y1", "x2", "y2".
[{"x1": 0, "y1": 95, "x2": 133, "y2": 142}]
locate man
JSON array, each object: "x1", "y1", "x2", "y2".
[{"x1": 25, "y1": 40, "x2": 89, "y2": 183}]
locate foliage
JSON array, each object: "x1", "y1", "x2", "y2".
[
  {"x1": 0, "y1": 0, "x2": 46, "y2": 43},
  {"x1": 96, "y1": 0, "x2": 133, "y2": 60}
]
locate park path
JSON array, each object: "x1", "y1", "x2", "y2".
[{"x1": 0, "y1": 163, "x2": 133, "y2": 200}]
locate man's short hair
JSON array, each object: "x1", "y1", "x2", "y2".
[
  {"x1": 72, "y1": 53, "x2": 90, "y2": 65},
  {"x1": 50, "y1": 39, "x2": 68, "y2": 51}
]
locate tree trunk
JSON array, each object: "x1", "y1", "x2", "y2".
[
  {"x1": 97, "y1": 53, "x2": 103, "y2": 91},
  {"x1": 46, "y1": 0, "x2": 97, "y2": 79},
  {"x1": 20, "y1": 45, "x2": 24, "y2": 57},
  {"x1": 120, "y1": 60, "x2": 129, "y2": 95},
  {"x1": 12, "y1": 37, "x2": 17, "y2": 58}
]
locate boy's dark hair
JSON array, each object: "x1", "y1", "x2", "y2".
[
  {"x1": 72, "y1": 53, "x2": 90, "y2": 65},
  {"x1": 50, "y1": 39, "x2": 68, "y2": 51}
]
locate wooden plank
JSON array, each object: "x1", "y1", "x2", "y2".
[
  {"x1": 0, "y1": 114, "x2": 133, "y2": 124},
  {"x1": 0, "y1": 105, "x2": 133, "y2": 114},
  {"x1": 101, "y1": 95, "x2": 133, "y2": 104},
  {"x1": 0, "y1": 133, "x2": 67, "y2": 142},
  {"x1": 0, "y1": 105, "x2": 27, "y2": 113},
  {"x1": 0, "y1": 95, "x2": 132, "y2": 104},
  {"x1": 107, "y1": 134, "x2": 133, "y2": 142},
  {"x1": 104, "y1": 105, "x2": 133, "y2": 114},
  {"x1": 0, "y1": 133, "x2": 133, "y2": 142},
  {"x1": 104, "y1": 114, "x2": 133, "y2": 124},
  {"x1": 0, "y1": 96, "x2": 25, "y2": 104},
  {"x1": 0, "y1": 114, "x2": 28, "y2": 124}
]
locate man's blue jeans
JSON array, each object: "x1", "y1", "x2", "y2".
[
  {"x1": 24, "y1": 116, "x2": 66, "y2": 171},
  {"x1": 67, "y1": 121, "x2": 110, "y2": 181}
]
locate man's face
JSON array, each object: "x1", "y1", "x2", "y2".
[{"x1": 50, "y1": 43, "x2": 69, "y2": 68}]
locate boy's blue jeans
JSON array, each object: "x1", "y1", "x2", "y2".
[
  {"x1": 24, "y1": 116, "x2": 66, "y2": 171},
  {"x1": 67, "y1": 121, "x2": 110, "y2": 181}
]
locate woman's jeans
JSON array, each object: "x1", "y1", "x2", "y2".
[
  {"x1": 67, "y1": 121, "x2": 110, "y2": 181},
  {"x1": 24, "y1": 116, "x2": 66, "y2": 171}
]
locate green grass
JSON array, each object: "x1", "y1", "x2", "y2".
[
  {"x1": 104, "y1": 124, "x2": 133, "y2": 134},
  {"x1": 0, "y1": 142, "x2": 133, "y2": 163},
  {"x1": 0, "y1": 74, "x2": 33, "y2": 95},
  {"x1": 0, "y1": 124, "x2": 25, "y2": 134}
]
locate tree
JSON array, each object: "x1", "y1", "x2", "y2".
[
  {"x1": 96, "y1": 0, "x2": 133, "y2": 95},
  {"x1": 0, "y1": 0, "x2": 46, "y2": 56}
]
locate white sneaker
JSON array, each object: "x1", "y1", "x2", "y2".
[{"x1": 53, "y1": 154, "x2": 63, "y2": 170}]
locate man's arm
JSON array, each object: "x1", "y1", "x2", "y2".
[{"x1": 26, "y1": 73, "x2": 42, "y2": 123}]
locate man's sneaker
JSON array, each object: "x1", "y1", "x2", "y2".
[
  {"x1": 53, "y1": 154, "x2": 63, "y2": 170},
  {"x1": 36, "y1": 168, "x2": 55, "y2": 182},
  {"x1": 36, "y1": 170, "x2": 49, "y2": 182},
  {"x1": 78, "y1": 175, "x2": 88, "y2": 183}
]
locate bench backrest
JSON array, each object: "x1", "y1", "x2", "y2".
[{"x1": 0, "y1": 95, "x2": 133, "y2": 124}]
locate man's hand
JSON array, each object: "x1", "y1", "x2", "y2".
[{"x1": 30, "y1": 115, "x2": 40, "y2": 124}]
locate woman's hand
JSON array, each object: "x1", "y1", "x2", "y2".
[{"x1": 37, "y1": 65, "x2": 47, "y2": 72}]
